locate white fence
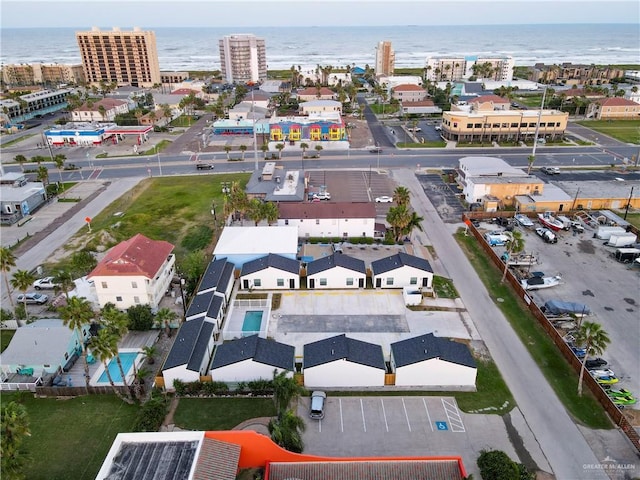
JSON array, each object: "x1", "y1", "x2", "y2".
[{"x1": 233, "y1": 298, "x2": 269, "y2": 309}]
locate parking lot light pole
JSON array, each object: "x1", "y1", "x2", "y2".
[{"x1": 156, "y1": 145, "x2": 162, "y2": 176}]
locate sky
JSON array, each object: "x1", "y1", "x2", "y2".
[{"x1": 1, "y1": 0, "x2": 638, "y2": 28}]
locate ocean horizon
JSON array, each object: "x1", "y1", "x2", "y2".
[{"x1": 1, "y1": 24, "x2": 638, "y2": 72}]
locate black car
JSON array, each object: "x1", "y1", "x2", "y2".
[{"x1": 196, "y1": 163, "x2": 214, "y2": 170}]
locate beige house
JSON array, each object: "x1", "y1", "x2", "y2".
[
  {"x1": 391, "y1": 84, "x2": 427, "y2": 102},
  {"x1": 299, "y1": 100, "x2": 342, "y2": 116},
  {"x1": 400, "y1": 100, "x2": 442, "y2": 115},
  {"x1": 469, "y1": 95, "x2": 510, "y2": 111},
  {"x1": 587, "y1": 97, "x2": 640, "y2": 120},
  {"x1": 70, "y1": 98, "x2": 130, "y2": 122},
  {"x1": 297, "y1": 87, "x2": 337, "y2": 101},
  {"x1": 87, "y1": 233, "x2": 175, "y2": 310}
]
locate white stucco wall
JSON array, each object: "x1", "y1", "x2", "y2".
[
  {"x1": 211, "y1": 358, "x2": 292, "y2": 382},
  {"x1": 240, "y1": 266, "x2": 299, "y2": 290},
  {"x1": 162, "y1": 365, "x2": 200, "y2": 391},
  {"x1": 394, "y1": 358, "x2": 477, "y2": 387},
  {"x1": 464, "y1": 179, "x2": 489, "y2": 204},
  {"x1": 307, "y1": 266, "x2": 365, "y2": 289},
  {"x1": 374, "y1": 265, "x2": 433, "y2": 289},
  {"x1": 303, "y1": 359, "x2": 385, "y2": 388},
  {"x1": 278, "y1": 217, "x2": 374, "y2": 238}
]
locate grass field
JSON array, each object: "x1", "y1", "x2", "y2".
[
  {"x1": 1, "y1": 329, "x2": 16, "y2": 352},
  {"x1": 576, "y1": 119, "x2": 640, "y2": 145},
  {"x1": 455, "y1": 229, "x2": 612, "y2": 428},
  {"x1": 174, "y1": 397, "x2": 276, "y2": 430},
  {"x1": 60, "y1": 174, "x2": 250, "y2": 261},
  {"x1": 1, "y1": 394, "x2": 138, "y2": 480}
]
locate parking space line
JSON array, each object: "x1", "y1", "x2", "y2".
[
  {"x1": 318, "y1": 418, "x2": 322, "y2": 433},
  {"x1": 441, "y1": 398, "x2": 465, "y2": 433},
  {"x1": 381, "y1": 399, "x2": 389, "y2": 432},
  {"x1": 423, "y1": 398, "x2": 434, "y2": 432},
  {"x1": 360, "y1": 399, "x2": 367, "y2": 432},
  {"x1": 402, "y1": 398, "x2": 412, "y2": 432},
  {"x1": 339, "y1": 398, "x2": 344, "y2": 433}
]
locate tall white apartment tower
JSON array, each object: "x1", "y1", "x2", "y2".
[
  {"x1": 375, "y1": 41, "x2": 395, "y2": 77},
  {"x1": 219, "y1": 34, "x2": 267, "y2": 84}
]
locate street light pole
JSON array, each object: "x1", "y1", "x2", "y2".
[
  {"x1": 252, "y1": 89, "x2": 259, "y2": 171},
  {"x1": 156, "y1": 145, "x2": 162, "y2": 176}
]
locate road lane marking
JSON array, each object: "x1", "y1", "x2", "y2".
[
  {"x1": 360, "y1": 398, "x2": 367, "y2": 432},
  {"x1": 339, "y1": 398, "x2": 344, "y2": 433},
  {"x1": 423, "y1": 398, "x2": 433, "y2": 432},
  {"x1": 402, "y1": 398, "x2": 412, "y2": 432},
  {"x1": 441, "y1": 398, "x2": 465, "y2": 433},
  {"x1": 381, "y1": 399, "x2": 389, "y2": 432}
]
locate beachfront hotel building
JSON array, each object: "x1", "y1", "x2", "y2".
[
  {"x1": 441, "y1": 109, "x2": 568, "y2": 143},
  {"x1": 219, "y1": 34, "x2": 267, "y2": 84},
  {"x1": 425, "y1": 56, "x2": 514, "y2": 82},
  {"x1": 76, "y1": 27, "x2": 161, "y2": 88},
  {"x1": 1, "y1": 63, "x2": 85, "y2": 88},
  {"x1": 375, "y1": 41, "x2": 395, "y2": 77}
]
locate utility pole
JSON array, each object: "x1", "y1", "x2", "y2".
[
  {"x1": 624, "y1": 186, "x2": 634, "y2": 220},
  {"x1": 528, "y1": 87, "x2": 547, "y2": 174},
  {"x1": 252, "y1": 89, "x2": 259, "y2": 171}
]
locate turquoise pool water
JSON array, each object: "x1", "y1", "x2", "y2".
[
  {"x1": 242, "y1": 310, "x2": 263, "y2": 334},
  {"x1": 97, "y1": 352, "x2": 138, "y2": 384}
]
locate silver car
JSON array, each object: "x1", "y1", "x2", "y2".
[
  {"x1": 309, "y1": 391, "x2": 326, "y2": 420},
  {"x1": 16, "y1": 292, "x2": 49, "y2": 305}
]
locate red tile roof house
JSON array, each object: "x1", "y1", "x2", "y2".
[
  {"x1": 587, "y1": 97, "x2": 640, "y2": 120},
  {"x1": 391, "y1": 84, "x2": 427, "y2": 102},
  {"x1": 70, "y1": 98, "x2": 130, "y2": 122},
  {"x1": 87, "y1": 233, "x2": 176, "y2": 310},
  {"x1": 469, "y1": 95, "x2": 510, "y2": 111}
]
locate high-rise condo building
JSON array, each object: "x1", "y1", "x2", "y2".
[
  {"x1": 425, "y1": 56, "x2": 514, "y2": 82},
  {"x1": 219, "y1": 34, "x2": 267, "y2": 84},
  {"x1": 76, "y1": 27, "x2": 161, "y2": 87},
  {"x1": 375, "y1": 41, "x2": 395, "y2": 76}
]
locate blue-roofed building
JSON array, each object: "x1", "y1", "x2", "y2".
[
  {"x1": 306, "y1": 253, "x2": 366, "y2": 289},
  {"x1": 303, "y1": 334, "x2": 385, "y2": 388},
  {"x1": 162, "y1": 318, "x2": 215, "y2": 390},
  {"x1": 390, "y1": 333, "x2": 477, "y2": 388},
  {"x1": 210, "y1": 335, "x2": 295, "y2": 382},
  {"x1": 371, "y1": 252, "x2": 434, "y2": 290},
  {"x1": 239, "y1": 254, "x2": 300, "y2": 290}
]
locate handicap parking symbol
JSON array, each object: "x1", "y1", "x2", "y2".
[{"x1": 435, "y1": 421, "x2": 448, "y2": 431}]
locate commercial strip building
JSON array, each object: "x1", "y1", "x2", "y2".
[
  {"x1": 219, "y1": 34, "x2": 267, "y2": 84},
  {"x1": 425, "y1": 55, "x2": 514, "y2": 82},
  {"x1": 0, "y1": 88, "x2": 73, "y2": 124},
  {"x1": 375, "y1": 40, "x2": 395, "y2": 77},
  {"x1": 441, "y1": 109, "x2": 568, "y2": 143},
  {"x1": 76, "y1": 27, "x2": 161, "y2": 87}
]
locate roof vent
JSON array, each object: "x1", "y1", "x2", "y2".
[{"x1": 331, "y1": 349, "x2": 334, "y2": 355}]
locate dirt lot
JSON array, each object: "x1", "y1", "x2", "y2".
[{"x1": 344, "y1": 115, "x2": 375, "y2": 148}]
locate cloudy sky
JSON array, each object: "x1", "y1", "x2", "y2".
[{"x1": 2, "y1": 0, "x2": 637, "y2": 28}]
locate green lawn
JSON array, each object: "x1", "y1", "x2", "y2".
[
  {"x1": 1, "y1": 394, "x2": 138, "y2": 480},
  {"x1": 369, "y1": 104, "x2": 399, "y2": 115},
  {"x1": 615, "y1": 211, "x2": 640, "y2": 229},
  {"x1": 455, "y1": 230, "x2": 612, "y2": 428},
  {"x1": 174, "y1": 398, "x2": 276, "y2": 430},
  {"x1": 576, "y1": 119, "x2": 640, "y2": 144},
  {"x1": 396, "y1": 141, "x2": 447, "y2": 148},
  {"x1": 0, "y1": 133, "x2": 36, "y2": 149},
  {"x1": 1, "y1": 329, "x2": 16, "y2": 352}
]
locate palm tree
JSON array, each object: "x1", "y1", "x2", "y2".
[
  {"x1": 314, "y1": 145, "x2": 323, "y2": 157},
  {"x1": 261, "y1": 143, "x2": 269, "y2": 159},
  {"x1": 97, "y1": 105, "x2": 107, "y2": 122},
  {"x1": 299, "y1": 142, "x2": 309, "y2": 158},
  {"x1": 224, "y1": 145, "x2": 232, "y2": 160},
  {"x1": 58, "y1": 296, "x2": 95, "y2": 391},
  {"x1": 403, "y1": 211, "x2": 425, "y2": 239},
  {"x1": 386, "y1": 205, "x2": 412, "y2": 243},
  {"x1": 526, "y1": 155, "x2": 536, "y2": 175},
  {"x1": 500, "y1": 230, "x2": 524, "y2": 283},
  {"x1": 142, "y1": 345, "x2": 157, "y2": 365},
  {"x1": 14, "y1": 155, "x2": 27, "y2": 172},
  {"x1": 392, "y1": 186, "x2": 411, "y2": 207},
  {"x1": 155, "y1": 307, "x2": 178, "y2": 336},
  {"x1": 0, "y1": 247, "x2": 17, "y2": 311},
  {"x1": 1, "y1": 401, "x2": 30, "y2": 479},
  {"x1": 101, "y1": 306, "x2": 136, "y2": 400},
  {"x1": 53, "y1": 154, "x2": 66, "y2": 183},
  {"x1": 53, "y1": 270, "x2": 75, "y2": 300},
  {"x1": 90, "y1": 329, "x2": 133, "y2": 403},
  {"x1": 263, "y1": 202, "x2": 279, "y2": 226},
  {"x1": 268, "y1": 409, "x2": 306, "y2": 453},
  {"x1": 272, "y1": 370, "x2": 304, "y2": 418},
  {"x1": 276, "y1": 143, "x2": 285, "y2": 159},
  {"x1": 11, "y1": 270, "x2": 35, "y2": 322},
  {"x1": 36, "y1": 165, "x2": 49, "y2": 187},
  {"x1": 575, "y1": 321, "x2": 611, "y2": 396},
  {"x1": 247, "y1": 198, "x2": 265, "y2": 226},
  {"x1": 239, "y1": 144, "x2": 247, "y2": 160}
]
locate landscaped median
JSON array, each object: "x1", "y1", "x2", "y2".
[{"x1": 455, "y1": 229, "x2": 612, "y2": 428}]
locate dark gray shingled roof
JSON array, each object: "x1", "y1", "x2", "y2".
[
  {"x1": 199, "y1": 258, "x2": 234, "y2": 293},
  {"x1": 303, "y1": 334, "x2": 385, "y2": 370},
  {"x1": 207, "y1": 294, "x2": 223, "y2": 319},
  {"x1": 390, "y1": 333, "x2": 476, "y2": 369},
  {"x1": 240, "y1": 253, "x2": 300, "y2": 276},
  {"x1": 210, "y1": 334, "x2": 295, "y2": 371},
  {"x1": 306, "y1": 253, "x2": 365, "y2": 276},
  {"x1": 371, "y1": 252, "x2": 433, "y2": 275},
  {"x1": 163, "y1": 318, "x2": 214, "y2": 371},
  {"x1": 185, "y1": 290, "x2": 214, "y2": 319}
]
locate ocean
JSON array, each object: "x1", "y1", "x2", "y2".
[{"x1": 1, "y1": 24, "x2": 638, "y2": 72}]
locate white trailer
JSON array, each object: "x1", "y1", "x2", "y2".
[
  {"x1": 595, "y1": 226, "x2": 626, "y2": 241},
  {"x1": 607, "y1": 233, "x2": 637, "y2": 248}
]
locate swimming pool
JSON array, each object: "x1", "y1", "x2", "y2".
[
  {"x1": 97, "y1": 352, "x2": 138, "y2": 384},
  {"x1": 242, "y1": 310, "x2": 263, "y2": 335}
]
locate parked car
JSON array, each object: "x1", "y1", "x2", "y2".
[
  {"x1": 585, "y1": 358, "x2": 608, "y2": 369},
  {"x1": 540, "y1": 166, "x2": 560, "y2": 175},
  {"x1": 309, "y1": 391, "x2": 327, "y2": 420},
  {"x1": 434, "y1": 125, "x2": 442, "y2": 131},
  {"x1": 514, "y1": 214, "x2": 534, "y2": 228},
  {"x1": 369, "y1": 147, "x2": 382, "y2": 154},
  {"x1": 312, "y1": 192, "x2": 331, "y2": 201},
  {"x1": 484, "y1": 232, "x2": 510, "y2": 246},
  {"x1": 494, "y1": 217, "x2": 514, "y2": 231},
  {"x1": 375, "y1": 196, "x2": 393, "y2": 203},
  {"x1": 196, "y1": 163, "x2": 214, "y2": 170},
  {"x1": 407, "y1": 127, "x2": 421, "y2": 132},
  {"x1": 33, "y1": 276, "x2": 59, "y2": 290},
  {"x1": 16, "y1": 292, "x2": 49, "y2": 305},
  {"x1": 536, "y1": 227, "x2": 558, "y2": 244}
]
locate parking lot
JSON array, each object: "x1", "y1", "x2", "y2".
[
  {"x1": 298, "y1": 395, "x2": 523, "y2": 476},
  {"x1": 478, "y1": 218, "x2": 640, "y2": 398},
  {"x1": 416, "y1": 174, "x2": 465, "y2": 223}
]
